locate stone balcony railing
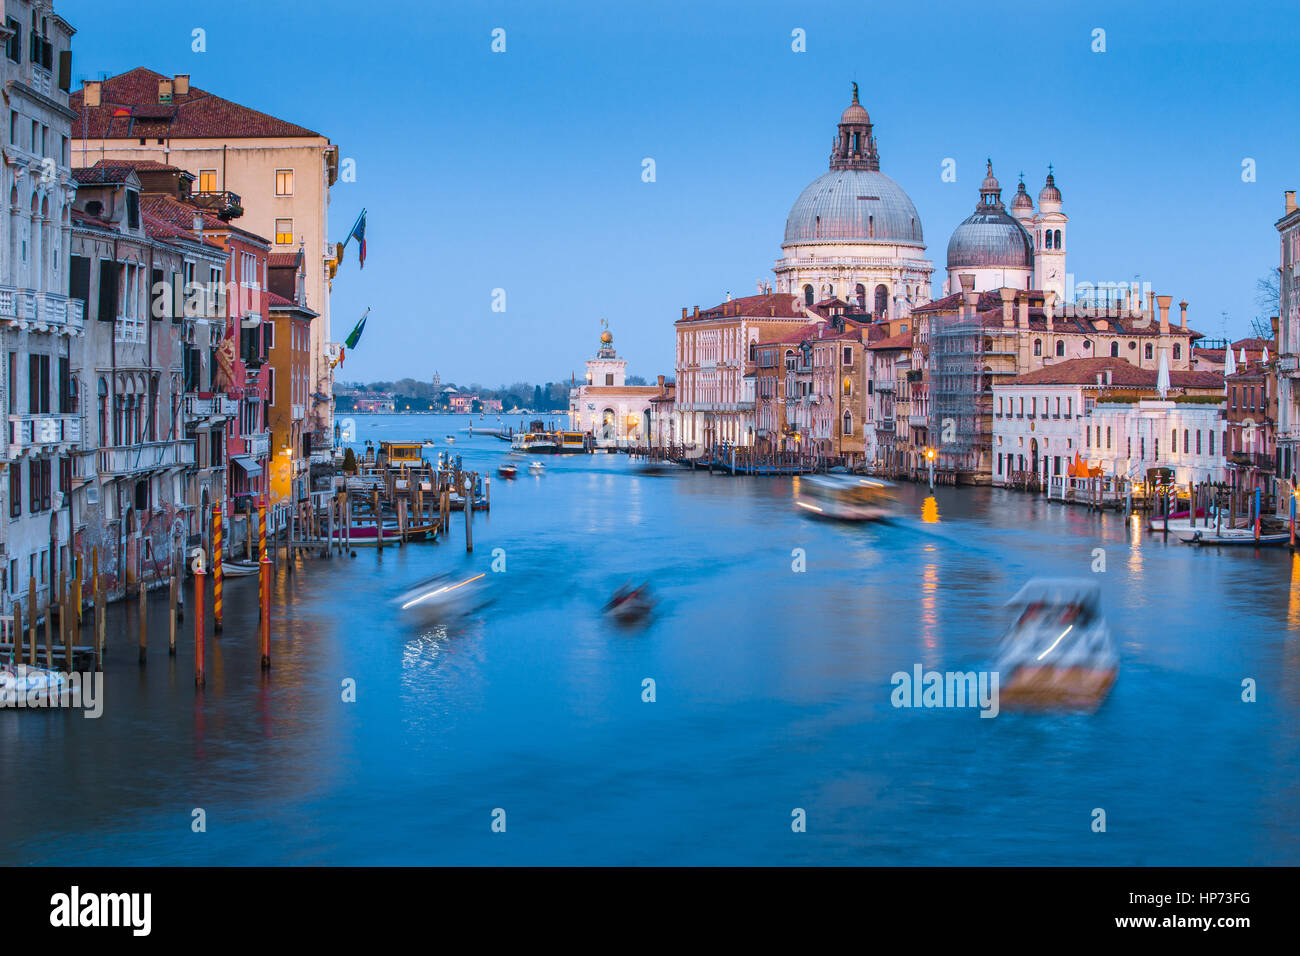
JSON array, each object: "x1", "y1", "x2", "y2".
[
  {"x1": 6, "y1": 414, "x2": 82, "y2": 457},
  {"x1": 96, "y1": 440, "x2": 196, "y2": 476},
  {"x1": 0, "y1": 287, "x2": 86, "y2": 334},
  {"x1": 246, "y1": 431, "x2": 271, "y2": 458}
]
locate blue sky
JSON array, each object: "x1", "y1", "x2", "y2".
[{"x1": 63, "y1": 0, "x2": 1299, "y2": 386}]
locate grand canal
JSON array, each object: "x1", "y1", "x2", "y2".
[{"x1": 2, "y1": 413, "x2": 1297, "y2": 865}]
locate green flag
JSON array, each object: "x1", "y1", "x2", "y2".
[{"x1": 344, "y1": 308, "x2": 370, "y2": 350}]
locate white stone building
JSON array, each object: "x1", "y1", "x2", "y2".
[
  {"x1": 1083, "y1": 399, "x2": 1226, "y2": 486},
  {"x1": 1275, "y1": 190, "x2": 1300, "y2": 504},
  {"x1": 1, "y1": 1, "x2": 80, "y2": 618},
  {"x1": 773, "y1": 85, "x2": 933, "y2": 320},
  {"x1": 569, "y1": 325, "x2": 662, "y2": 448}
]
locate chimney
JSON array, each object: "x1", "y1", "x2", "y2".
[
  {"x1": 1146, "y1": 290, "x2": 1155, "y2": 321},
  {"x1": 158, "y1": 78, "x2": 173, "y2": 103},
  {"x1": 1178, "y1": 300, "x2": 1188, "y2": 329},
  {"x1": 1017, "y1": 294, "x2": 1029, "y2": 330},
  {"x1": 657, "y1": 374, "x2": 665, "y2": 390},
  {"x1": 1287, "y1": 190, "x2": 1298, "y2": 215},
  {"x1": 1045, "y1": 291, "x2": 1057, "y2": 331},
  {"x1": 174, "y1": 74, "x2": 190, "y2": 96},
  {"x1": 693, "y1": 306, "x2": 699, "y2": 318},
  {"x1": 959, "y1": 273, "x2": 977, "y2": 305},
  {"x1": 84, "y1": 81, "x2": 101, "y2": 108},
  {"x1": 999, "y1": 287, "x2": 1015, "y2": 328},
  {"x1": 1157, "y1": 295, "x2": 1172, "y2": 335},
  {"x1": 681, "y1": 307, "x2": 687, "y2": 320}
]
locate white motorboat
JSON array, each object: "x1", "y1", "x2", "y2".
[
  {"x1": 528, "y1": 461, "x2": 546, "y2": 475},
  {"x1": 0, "y1": 663, "x2": 70, "y2": 706},
  {"x1": 1175, "y1": 525, "x2": 1289, "y2": 546},
  {"x1": 394, "y1": 571, "x2": 488, "y2": 624},
  {"x1": 996, "y1": 578, "x2": 1118, "y2": 711},
  {"x1": 794, "y1": 475, "x2": 898, "y2": 521},
  {"x1": 445, "y1": 435, "x2": 456, "y2": 444},
  {"x1": 219, "y1": 560, "x2": 260, "y2": 577}
]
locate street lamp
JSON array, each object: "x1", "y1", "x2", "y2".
[{"x1": 926, "y1": 446, "x2": 936, "y2": 490}]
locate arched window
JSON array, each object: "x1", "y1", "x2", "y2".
[
  {"x1": 803, "y1": 285, "x2": 814, "y2": 306},
  {"x1": 1055, "y1": 341, "x2": 1065, "y2": 356},
  {"x1": 868, "y1": 215, "x2": 874, "y2": 238},
  {"x1": 1054, "y1": 229, "x2": 1062, "y2": 247},
  {"x1": 97, "y1": 377, "x2": 108, "y2": 447},
  {"x1": 1043, "y1": 231, "x2": 1052, "y2": 249},
  {"x1": 1110, "y1": 342, "x2": 1119, "y2": 357},
  {"x1": 1144, "y1": 343, "x2": 1153, "y2": 360},
  {"x1": 843, "y1": 411, "x2": 852, "y2": 436},
  {"x1": 874, "y1": 284, "x2": 889, "y2": 317},
  {"x1": 1173, "y1": 343, "x2": 1182, "y2": 360},
  {"x1": 1033, "y1": 339, "x2": 1042, "y2": 356},
  {"x1": 855, "y1": 283, "x2": 866, "y2": 309},
  {"x1": 842, "y1": 376, "x2": 852, "y2": 397}
]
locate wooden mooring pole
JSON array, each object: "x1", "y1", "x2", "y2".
[
  {"x1": 213, "y1": 503, "x2": 224, "y2": 633},
  {"x1": 194, "y1": 567, "x2": 206, "y2": 688},
  {"x1": 138, "y1": 578, "x2": 147, "y2": 665}
]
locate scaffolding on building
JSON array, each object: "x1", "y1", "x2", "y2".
[{"x1": 929, "y1": 311, "x2": 988, "y2": 478}]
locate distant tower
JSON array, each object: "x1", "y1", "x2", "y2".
[
  {"x1": 432, "y1": 370, "x2": 442, "y2": 391},
  {"x1": 586, "y1": 319, "x2": 626, "y2": 387},
  {"x1": 1033, "y1": 167, "x2": 1067, "y2": 300}
]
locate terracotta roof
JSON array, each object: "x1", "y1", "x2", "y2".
[
  {"x1": 682, "y1": 293, "x2": 807, "y2": 322},
  {"x1": 141, "y1": 193, "x2": 270, "y2": 246},
  {"x1": 1005, "y1": 357, "x2": 1224, "y2": 389},
  {"x1": 268, "y1": 252, "x2": 302, "y2": 269},
  {"x1": 868, "y1": 330, "x2": 914, "y2": 350},
  {"x1": 72, "y1": 163, "x2": 140, "y2": 185},
  {"x1": 71, "y1": 68, "x2": 322, "y2": 140},
  {"x1": 777, "y1": 320, "x2": 864, "y2": 346},
  {"x1": 920, "y1": 290, "x2": 1202, "y2": 338}
]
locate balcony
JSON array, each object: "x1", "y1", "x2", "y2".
[
  {"x1": 291, "y1": 403, "x2": 306, "y2": 421},
  {"x1": 908, "y1": 415, "x2": 929, "y2": 428},
  {"x1": 7, "y1": 414, "x2": 82, "y2": 457},
  {"x1": 246, "y1": 431, "x2": 271, "y2": 458},
  {"x1": 1280, "y1": 356, "x2": 1299, "y2": 373},
  {"x1": 0, "y1": 287, "x2": 86, "y2": 334},
  {"x1": 96, "y1": 440, "x2": 196, "y2": 476},
  {"x1": 191, "y1": 190, "x2": 244, "y2": 221}
]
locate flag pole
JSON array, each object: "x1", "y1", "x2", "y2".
[{"x1": 338, "y1": 208, "x2": 366, "y2": 253}]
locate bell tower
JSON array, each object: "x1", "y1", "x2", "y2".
[{"x1": 1033, "y1": 166, "x2": 1067, "y2": 300}]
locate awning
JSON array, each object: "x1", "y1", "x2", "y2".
[{"x1": 231, "y1": 456, "x2": 263, "y2": 478}]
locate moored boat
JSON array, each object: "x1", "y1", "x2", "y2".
[
  {"x1": 0, "y1": 662, "x2": 70, "y2": 707},
  {"x1": 997, "y1": 578, "x2": 1118, "y2": 711},
  {"x1": 1174, "y1": 526, "x2": 1290, "y2": 546},
  {"x1": 794, "y1": 475, "x2": 898, "y2": 521}
]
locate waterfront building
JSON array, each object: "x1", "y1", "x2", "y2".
[
  {"x1": 67, "y1": 162, "x2": 230, "y2": 590},
  {"x1": 1225, "y1": 355, "x2": 1277, "y2": 505},
  {"x1": 773, "y1": 85, "x2": 933, "y2": 319},
  {"x1": 920, "y1": 276, "x2": 1201, "y2": 483},
  {"x1": 992, "y1": 357, "x2": 1224, "y2": 488},
  {"x1": 0, "y1": 1, "x2": 79, "y2": 611},
  {"x1": 569, "y1": 325, "x2": 662, "y2": 447},
  {"x1": 1082, "y1": 398, "x2": 1226, "y2": 487},
  {"x1": 448, "y1": 394, "x2": 475, "y2": 414},
  {"x1": 70, "y1": 68, "x2": 339, "y2": 445},
  {"x1": 673, "y1": 293, "x2": 808, "y2": 449},
  {"x1": 267, "y1": 291, "x2": 315, "y2": 503},
  {"x1": 752, "y1": 303, "x2": 873, "y2": 464},
  {"x1": 866, "y1": 328, "x2": 913, "y2": 475},
  {"x1": 130, "y1": 162, "x2": 273, "y2": 515},
  {"x1": 1276, "y1": 190, "x2": 1300, "y2": 499},
  {"x1": 648, "y1": 375, "x2": 675, "y2": 446},
  {"x1": 353, "y1": 391, "x2": 396, "y2": 412}
]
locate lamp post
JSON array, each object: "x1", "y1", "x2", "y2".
[{"x1": 926, "y1": 447, "x2": 935, "y2": 491}]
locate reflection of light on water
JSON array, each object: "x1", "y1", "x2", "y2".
[
  {"x1": 1127, "y1": 516, "x2": 1143, "y2": 579},
  {"x1": 401, "y1": 625, "x2": 447, "y2": 671},
  {"x1": 921, "y1": 558, "x2": 939, "y2": 660},
  {"x1": 922, "y1": 496, "x2": 940, "y2": 523},
  {"x1": 1288, "y1": 556, "x2": 1300, "y2": 630}
]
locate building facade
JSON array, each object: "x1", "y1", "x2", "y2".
[
  {"x1": 70, "y1": 67, "x2": 338, "y2": 447},
  {"x1": 569, "y1": 326, "x2": 662, "y2": 447}
]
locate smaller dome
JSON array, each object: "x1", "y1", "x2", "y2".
[
  {"x1": 980, "y1": 160, "x2": 1000, "y2": 193},
  {"x1": 840, "y1": 82, "x2": 870, "y2": 125},
  {"x1": 1011, "y1": 178, "x2": 1033, "y2": 210},
  {"x1": 1039, "y1": 169, "x2": 1062, "y2": 204}
]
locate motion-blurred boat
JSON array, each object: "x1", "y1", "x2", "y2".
[
  {"x1": 497, "y1": 464, "x2": 518, "y2": 479},
  {"x1": 634, "y1": 462, "x2": 674, "y2": 477},
  {"x1": 528, "y1": 461, "x2": 546, "y2": 475},
  {"x1": 997, "y1": 578, "x2": 1117, "y2": 710},
  {"x1": 794, "y1": 475, "x2": 898, "y2": 521},
  {"x1": 445, "y1": 435, "x2": 456, "y2": 443},
  {"x1": 0, "y1": 663, "x2": 69, "y2": 706},
  {"x1": 395, "y1": 571, "x2": 488, "y2": 624},
  {"x1": 603, "y1": 583, "x2": 655, "y2": 625}
]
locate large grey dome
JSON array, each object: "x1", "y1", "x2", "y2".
[
  {"x1": 947, "y1": 208, "x2": 1033, "y2": 270},
  {"x1": 783, "y1": 169, "x2": 924, "y2": 246}
]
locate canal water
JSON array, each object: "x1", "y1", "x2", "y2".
[{"x1": 2, "y1": 413, "x2": 1297, "y2": 865}]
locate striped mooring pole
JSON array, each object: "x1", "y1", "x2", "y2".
[{"x1": 212, "y1": 502, "x2": 223, "y2": 633}]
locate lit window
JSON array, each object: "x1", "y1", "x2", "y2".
[
  {"x1": 198, "y1": 169, "x2": 217, "y2": 192},
  {"x1": 275, "y1": 169, "x2": 294, "y2": 196},
  {"x1": 275, "y1": 219, "x2": 293, "y2": 245}
]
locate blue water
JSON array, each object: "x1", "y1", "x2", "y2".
[{"x1": 2, "y1": 413, "x2": 1297, "y2": 865}]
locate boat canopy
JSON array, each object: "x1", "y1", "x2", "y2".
[{"x1": 1005, "y1": 578, "x2": 1102, "y2": 612}]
